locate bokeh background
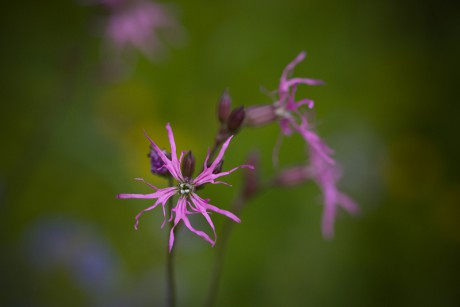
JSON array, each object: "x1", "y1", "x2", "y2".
[{"x1": 1, "y1": 0, "x2": 460, "y2": 306}]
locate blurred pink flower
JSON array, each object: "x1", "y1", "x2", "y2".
[
  {"x1": 247, "y1": 52, "x2": 359, "y2": 237},
  {"x1": 300, "y1": 118, "x2": 359, "y2": 238},
  {"x1": 245, "y1": 52, "x2": 325, "y2": 153},
  {"x1": 273, "y1": 52, "x2": 325, "y2": 137},
  {"x1": 279, "y1": 53, "x2": 359, "y2": 237},
  {"x1": 117, "y1": 123, "x2": 253, "y2": 251},
  {"x1": 101, "y1": 0, "x2": 182, "y2": 61}
]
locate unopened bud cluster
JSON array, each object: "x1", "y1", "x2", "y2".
[
  {"x1": 149, "y1": 147, "x2": 172, "y2": 177},
  {"x1": 216, "y1": 90, "x2": 246, "y2": 145}
]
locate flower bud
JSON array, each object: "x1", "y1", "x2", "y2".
[
  {"x1": 244, "y1": 104, "x2": 277, "y2": 127},
  {"x1": 227, "y1": 106, "x2": 245, "y2": 133},
  {"x1": 212, "y1": 159, "x2": 224, "y2": 174},
  {"x1": 181, "y1": 150, "x2": 195, "y2": 179},
  {"x1": 217, "y1": 89, "x2": 232, "y2": 124},
  {"x1": 274, "y1": 165, "x2": 310, "y2": 187},
  {"x1": 149, "y1": 148, "x2": 172, "y2": 177}
]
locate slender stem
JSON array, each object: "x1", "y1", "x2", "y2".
[
  {"x1": 205, "y1": 196, "x2": 245, "y2": 307},
  {"x1": 166, "y1": 177, "x2": 176, "y2": 307}
]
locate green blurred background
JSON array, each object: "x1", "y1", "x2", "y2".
[{"x1": 1, "y1": 0, "x2": 460, "y2": 306}]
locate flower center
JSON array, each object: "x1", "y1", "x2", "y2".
[
  {"x1": 274, "y1": 106, "x2": 291, "y2": 119},
  {"x1": 178, "y1": 182, "x2": 194, "y2": 196}
]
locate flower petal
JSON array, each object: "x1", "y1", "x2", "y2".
[
  {"x1": 176, "y1": 197, "x2": 215, "y2": 247},
  {"x1": 338, "y1": 193, "x2": 360, "y2": 215},
  {"x1": 291, "y1": 117, "x2": 335, "y2": 165},
  {"x1": 134, "y1": 177, "x2": 158, "y2": 190},
  {"x1": 193, "y1": 136, "x2": 234, "y2": 185},
  {"x1": 210, "y1": 135, "x2": 233, "y2": 171},
  {"x1": 321, "y1": 199, "x2": 337, "y2": 239},
  {"x1": 284, "y1": 78, "x2": 325, "y2": 88},
  {"x1": 212, "y1": 165, "x2": 254, "y2": 180},
  {"x1": 293, "y1": 98, "x2": 314, "y2": 110},
  {"x1": 182, "y1": 214, "x2": 215, "y2": 246},
  {"x1": 189, "y1": 194, "x2": 218, "y2": 240},
  {"x1": 117, "y1": 193, "x2": 158, "y2": 199},
  {"x1": 192, "y1": 193, "x2": 241, "y2": 223},
  {"x1": 280, "y1": 51, "x2": 307, "y2": 89},
  {"x1": 165, "y1": 123, "x2": 182, "y2": 179},
  {"x1": 194, "y1": 164, "x2": 254, "y2": 186},
  {"x1": 279, "y1": 118, "x2": 293, "y2": 136},
  {"x1": 168, "y1": 197, "x2": 185, "y2": 252},
  {"x1": 128, "y1": 187, "x2": 177, "y2": 230}
]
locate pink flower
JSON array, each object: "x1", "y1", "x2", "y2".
[
  {"x1": 245, "y1": 52, "x2": 325, "y2": 146},
  {"x1": 102, "y1": 0, "x2": 180, "y2": 60},
  {"x1": 276, "y1": 116, "x2": 359, "y2": 238},
  {"x1": 306, "y1": 138, "x2": 359, "y2": 238},
  {"x1": 247, "y1": 52, "x2": 359, "y2": 237},
  {"x1": 277, "y1": 52, "x2": 359, "y2": 236},
  {"x1": 274, "y1": 52, "x2": 324, "y2": 136},
  {"x1": 117, "y1": 123, "x2": 253, "y2": 251}
]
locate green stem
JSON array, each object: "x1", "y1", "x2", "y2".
[
  {"x1": 205, "y1": 196, "x2": 245, "y2": 307},
  {"x1": 166, "y1": 176, "x2": 176, "y2": 307}
]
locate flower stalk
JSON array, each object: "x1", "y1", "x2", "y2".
[
  {"x1": 165, "y1": 176, "x2": 176, "y2": 307},
  {"x1": 205, "y1": 152, "x2": 261, "y2": 307}
]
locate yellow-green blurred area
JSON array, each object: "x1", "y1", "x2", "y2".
[{"x1": 1, "y1": 0, "x2": 460, "y2": 306}]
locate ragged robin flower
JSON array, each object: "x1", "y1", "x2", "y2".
[
  {"x1": 117, "y1": 123, "x2": 253, "y2": 251},
  {"x1": 273, "y1": 142, "x2": 359, "y2": 238},
  {"x1": 245, "y1": 51, "x2": 324, "y2": 143},
  {"x1": 247, "y1": 52, "x2": 359, "y2": 237}
]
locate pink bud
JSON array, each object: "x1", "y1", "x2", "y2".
[
  {"x1": 227, "y1": 106, "x2": 245, "y2": 133},
  {"x1": 217, "y1": 89, "x2": 232, "y2": 124},
  {"x1": 181, "y1": 150, "x2": 195, "y2": 179}
]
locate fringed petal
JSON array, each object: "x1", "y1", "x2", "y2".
[
  {"x1": 130, "y1": 187, "x2": 177, "y2": 230},
  {"x1": 321, "y1": 200, "x2": 337, "y2": 239},
  {"x1": 192, "y1": 193, "x2": 241, "y2": 223},
  {"x1": 134, "y1": 177, "x2": 158, "y2": 190},
  {"x1": 194, "y1": 164, "x2": 254, "y2": 186},
  {"x1": 193, "y1": 136, "x2": 234, "y2": 185},
  {"x1": 205, "y1": 203, "x2": 241, "y2": 223},
  {"x1": 212, "y1": 165, "x2": 254, "y2": 180},
  {"x1": 338, "y1": 193, "x2": 360, "y2": 215},
  {"x1": 165, "y1": 123, "x2": 183, "y2": 180},
  {"x1": 202, "y1": 148, "x2": 211, "y2": 170},
  {"x1": 182, "y1": 215, "x2": 215, "y2": 246},
  {"x1": 168, "y1": 197, "x2": 185, "y2": 252},
  {"x1": 210, "y1": 135, "x2": 233, "y2": 171},
  {"x1": 284, "y1": 78, "x2": 325, "y2": 88},
  {"x1": 189, "y1": 196, "x2": 217, "y2": 241},
  {"x1": 117, "y1": 193, "x2": 158, "y2": 199},
  {"x1": 280, "y1": 51, "x2": 307, "y2": 92}
]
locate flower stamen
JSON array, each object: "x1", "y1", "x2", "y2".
[{"x1": 178, "y1": 182, "x2": 194, "y2": 196}]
